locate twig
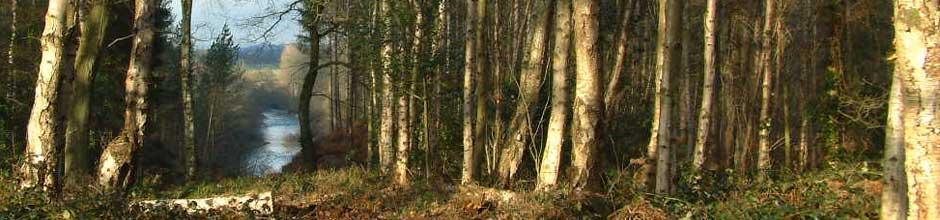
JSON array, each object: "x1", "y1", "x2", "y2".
[{"x1": 108, "y1": 33, "x2": 136, "y2": 48}]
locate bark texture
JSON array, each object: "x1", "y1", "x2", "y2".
[
  {"x1": 692, "y1": 0, "x2": 717, "y2": 173},
  {"x1": 499, "y1": 0, "x2": 553, "y2": 184},
  {"x1": 21, "y1": 0, "x2": 70, "y2": 191},
  {"x1": 571, "y1": 0, "x2": 604, "y2": 191},
  {"x1": 536, "y1": 0, "x2": 571, "y2": 190},
  {"x1": 887, "y1": 1, "x2": 940, "y2": 219},
  {"x1": 756, "y1": 0, "x2": 778, "y2": 172},
  {"x1": 378, "y1": 0, "x2": 396, "y2": 174},
  {"x1": 461, "y1": 0, "x2": 481, "y2": 184},
  {"x1": 180, "y1": 0, "x2": 197, "y2": 180},
  {"x1": 649, "y1": 0, "x2": 683, "y2": 194},
  {"x1": 97, "y1": 0, "x2": 155, "y2": 189}
]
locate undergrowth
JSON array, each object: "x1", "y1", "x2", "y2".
[{"x1": 0, "y1": 162, "x2": 880, "y2": 219}]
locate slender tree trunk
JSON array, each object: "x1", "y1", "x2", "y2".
[
  {"x1": 490, "y1": 0, "x2": 505, "y2": 178},
  {"x1": 3, "y1": 0, "x2": 14, "y2": 109},
  {"x1": 649, "y1": 0, "x2": 683, "y2": 194},
  {"x1": 378, "y1": 0, "x2": 396, "y2": 174},
  {"x1": 461, "y1": 0, "x2": 481, "y2": 184},
  {"x1": 882, "y1": 55, "x2": 908, "y2": 220},
  {"x1": 756, "y1": 0, "x2": 777, "y2": 172},
  {"x1": 395, "y1": 93, "x2": 411, "y2": 185},
  {"x1": 536, "y1": 0, "x2": 571, "y2": 191},
  {"x1": 604, "y1": 0, "x2": 635, "y2": 111},
  {"x1": 299, "y1": 4, "x2": 322, "y2": 168},
  {"x1": 431, "y1": 0, "x2": 448, "y2": 177},
  {"x1": 64, "y1": 0, "x2": 110, "y2": 184},
  {"x1": 472, "y1": 0, "x2": 489, "y2": 179},
  {"x1": 396, "y1": 0, "x2": 426, "y2": 186},
  {"x1": 367, "y1": 0, "x2": 380, "y2": 168},
  {"x1": 498, "y1": 0, "x2": 553, "y2": 184},
  {"x1": 20, "y1": 0, "x2": 70, "y2": 191},
  {"x1": 97, "y1": 0, "x2": 155, "y2": 189},
  {"x1": 571, "y1": 0, "x2": 603, "y2": 191},
  {"x1": 888, "y1": 1, "x2": 940, "y2": 218},
  {"x1": 205, "y1": 97, "x2": 215, "y2": 167},
  {"x1": 6, "y1": 0, "x2": 15, "y2": 72},
  {"x1": 179, "y1": 0, "x2": 197, "y2": 180},
  {"x1": 692, "y1": 0, "x2": 717, "y2": 173}
]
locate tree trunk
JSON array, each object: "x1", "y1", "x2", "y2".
[
  {"x1": 378, "y1": 0, "x2": 396, "y2": 174},
  {"x1": 604, "y1": 0, "x2": 636, "y2": 112},
  {"x1": 692, "y1": 0, "x2": 717, "y2": 173},
  {"x1": 65, "y1": 0, "x2": 110, "y2": 184},
  {"x1": 498, "y1": 0, "x2": 553, "y2": 184},
  {"x1": 461, "y1": 0, "x2": 481, "y2": 184},
  {"x1": 396, "y1": 0, "x2": 426, "y2": 186},
  {"x1": 473, "y1": 0, "x2": 488, "y2": 179},
  {"x1": 536, "y1": 0, "x2": 571, "y2": 191},
  {"x1": 887, "y1": 1, "x2": 939, "y2": 218},
  {"x1": 395, "y1": 92, "x2": 411, "y2": 185},
  {"x1": 649, "y1": 0, "x2": 683, "y2": 194},
  {"x1": 367, "y1": 0, "x2": 380, "y2": 168},
  {"x1": 6, "y1": 0, "x2": 15, "y2": 72},
  {"x1": 882, "y1": 50, "x2": 908, "y2": 220},
  {"x1": 571, "y1": 0, "x2": 603, "y2": 191},
  {"x1": 299, "y1": 3, "x2": 322, "y2": 169},
  {"x1": 490, "y1": 0, "x2": 505, "y2": 179},
  {"x1": 179, "y1": 0, "x2": 197, "y2": 180},
  {"x1": 97, "y1": 0, "x2": 155, "y2": 190},
  {"x1": 756, "y1": 0, "x2": 777, "y2": 172},
  {"x1": 20, "y1": 0, "x2": 70, "y2": 191}
]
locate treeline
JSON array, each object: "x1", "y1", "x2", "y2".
[
  {"x1": 299, "y1": 0, "x2": 885, "y2": 187},
  {"x1": 1, "y1": 0, "x2": 938, "y2": 218},
  {"x1": 293, "y1": 0, "x2": 936, "y2": 218}
]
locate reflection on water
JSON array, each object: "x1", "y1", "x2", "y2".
[{"x1": 245, "y1": 109, "x2": 301, "y2": 176}]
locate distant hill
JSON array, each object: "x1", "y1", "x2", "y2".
[{"x1": 239, "y1": 44, "x2": 286, "y2": 68}]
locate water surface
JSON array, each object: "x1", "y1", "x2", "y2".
[{"x1": 245, "y1": 109, "x2": 301, "y2": 176}]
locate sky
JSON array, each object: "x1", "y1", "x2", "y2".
[{"x1": 168, "y1": 0, "x2": 304, "y2": 48}]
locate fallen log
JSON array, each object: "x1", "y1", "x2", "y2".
[{"x1": 136, "y1": 191, "x2": 274, "y2": 215}]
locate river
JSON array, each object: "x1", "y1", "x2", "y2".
[{"x1": 244, "y1": 109, "x2": 302, "y2": 176}]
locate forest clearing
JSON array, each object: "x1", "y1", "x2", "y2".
[{"x1": 0, "y1": 0, "x2": 936, "y2": 219}]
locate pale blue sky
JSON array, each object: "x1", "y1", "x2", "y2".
[{"x1": 168, "y1": 0, "x2": 303, "y2": 47}]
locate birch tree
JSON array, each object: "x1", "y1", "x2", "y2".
[
  {"x1": 180, "y1": 0, "x2": 197, "y2": 180},
  {"x1": 97, "y1": 0, "x2": 156, "y2": 189},
  {"x1": 756, "y1": 0, "x2": 777, "y2": 172},
  {"x1": 20, "y1": 0, "x2": 70, "y2": 191},
  {"x1": 692, "y1": 0, "x2": 717, "y2": 174},
  {"x1": 378, "y1": 0, "x2": 396, "y2": 174},
  {"x1": 882, "y1": 0, "x2": 940, "y2": 218},
  {"x1": 461, "y1": 0, "x2": 481, "y2": 184},
  {"x1": 647, "y1": 0, "x2": 683, "y2": 194},
  {"x1": 571, "y1": 0, "x2": 603, "y2": 191},
  {"x1": 499, "y1": 0, "x2": 553, "y2": 184},
  {"x1": 536, "y1": 0, "x2": 571, "y2": 190}
]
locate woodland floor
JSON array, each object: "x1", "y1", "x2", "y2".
[
  {"x1": 0, "y1": 161, "x2": 881, "y2": 219},
  {"x1": 109, "y1": 161, "x2": 882, "y2": 219}
]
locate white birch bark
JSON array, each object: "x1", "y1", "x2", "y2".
[
  {"x1": 889, "y1": 1, "x2": 939, "y2": 218},
  {"x1": 571, "y1": 0, "x2": 604, "y2": 191},
  {"x1": 21, "y1": 0, "x2": 70, "y2": 191}
]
